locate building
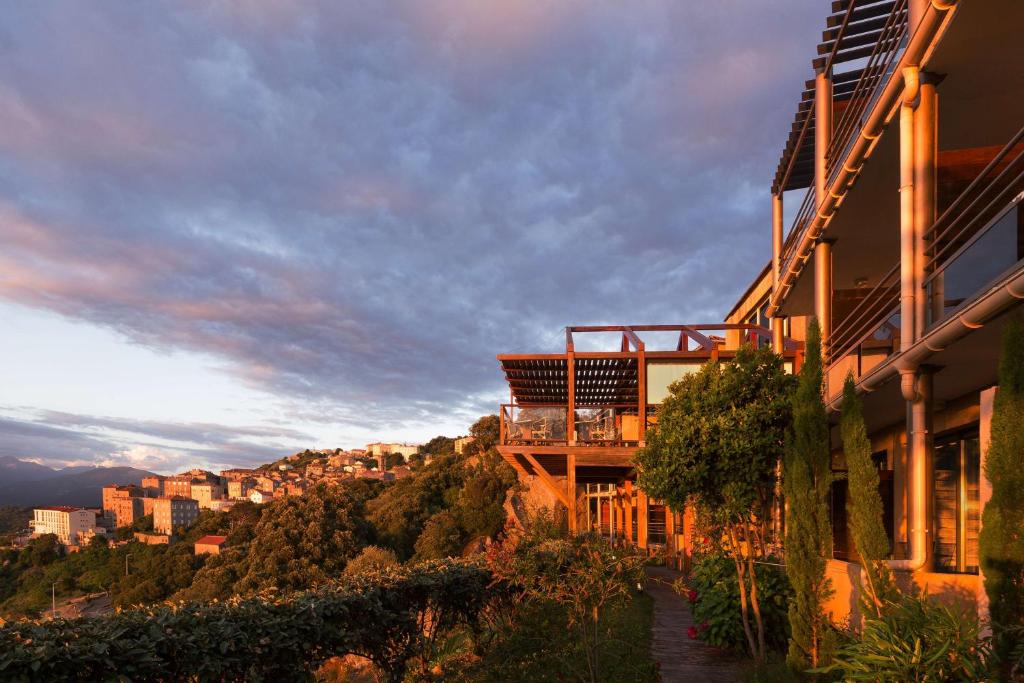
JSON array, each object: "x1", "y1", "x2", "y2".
[
  {"x1": 162, "y1": 476, "x2": 194, "y2": 498},
  {"x1": 496, "y1": 323, "x2": 802, "y2": 563},
  {"x1": 249, "y1": 490, "x2": 274, "y2": 505},
  {"x1": 190, "y1": 482, "x2": 224, "y2": 509},
  {"x1": 101, "y1": 484, "x2": 139, "y2": 519},
  {"x1": 755, "y1": 0, "x2": 1023, "y2": 626},
  {"x1": 30, "y1": 507, "x2": 97, "y2": 545},
  {"x1": 227, "y1": 479, "x2": 253, "y2": 500},
  {"x1": 141, "y1": 475, "x2": 163, "y2": 496},
  {"x1": 454, "y1": 436, "x2": 475, "y2": 455},
  {"x1": 152, "y1": 497, "x2": 199, "y2": 535},
  {"x1": 110, "y1": 496, "x2": 144, "y2": 529},
  {"x1": 134, "y1": 532, "x2": 171, "y2": 545},
  {"x1": 194, "y1": 535, "x2": 227, "y2": 556}
]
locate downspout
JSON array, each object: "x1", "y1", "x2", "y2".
[{"x1": 889, "y1": 66, "x2": 931, "y2": 572}]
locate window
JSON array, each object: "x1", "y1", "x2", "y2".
[{"x1": 933, "y1": 427, "x2": 981, "y2": 574}]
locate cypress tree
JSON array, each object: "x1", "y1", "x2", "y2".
[
  {"x1": 784, "y1": 318, "x2": 835, "y2": 670},
  {"x1": 980, "y1": 317, "x2": 1024, "y2": 666},
  {"x1": 840, "y1": 374, "x2": 896, "y2": 618}
]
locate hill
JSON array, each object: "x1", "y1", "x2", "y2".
[{"x1": 0, "y1": 463, "x2": 155, "y2": 507}]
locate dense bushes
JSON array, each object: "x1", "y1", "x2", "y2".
[
  {"x1": 680, "y1": 551, "x2": 793, "y2": 653},
  {"x1": 0, "y1": 560, "x2": 498, "y2": 683}
]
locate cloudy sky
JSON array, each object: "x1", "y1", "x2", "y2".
[{"x1": 0, "y1": 1, "x2": 823, "y2": 474}]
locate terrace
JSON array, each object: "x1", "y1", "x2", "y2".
[{"x1": 496, "y1": 324, "x2": 802, "y2": 544}]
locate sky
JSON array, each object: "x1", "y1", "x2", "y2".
[{"x1": 0, "y1": 1, "x2": 824, "y2": 475}]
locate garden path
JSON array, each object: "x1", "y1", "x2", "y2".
[{"x1": 645, "y1": 565, "x2": 745, "y2": 683}]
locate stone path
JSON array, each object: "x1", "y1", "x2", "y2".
[{"x1": 645, "y1": 566, "x2": 745, "y2": 683}]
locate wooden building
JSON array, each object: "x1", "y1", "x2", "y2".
[{"x1": 496, "y1": 323, "x2": 802, "y2": 567}]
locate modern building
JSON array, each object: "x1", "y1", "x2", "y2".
[
  {"x1": 152, "y1": 496, "x2": 199, "y2": 535},
  {"x1": 758, "y1": 0, "x2": 1022, "y2": 626},
  {"x1": 496, "y1": 323, "x2": 803, "y2": 564},
  {"x1": 454, "y1": 436, "x2": 475, "y2": 455},
  {"x1": 30, "y1": 507, "x2": 97, "y2": 545}
]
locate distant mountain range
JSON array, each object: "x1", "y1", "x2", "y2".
[{"x1": 0, "y1": 456, "x2": 155, "y2": 507}]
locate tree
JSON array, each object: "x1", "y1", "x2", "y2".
[
  {"x1": 469, "y1": 415, "x2": 500, "y2": 454},
  {"x1": 840, "y1": 375, "x2": 896, "y2": 618},
  {"x1": 421, "y1": 435, "x2": 455, "y2": 456},
  {"x1": 783, "y1": 319, "x2": 835, "y2": 670},
  {"x1": 636, "y1": 344, "x2": 794, "y2": 662},
  {"x1": 413, "y1": 511, "x2": 466, "y2": 561},
  {"x1": 980, "y1": 317, "x2": 1024, "y2": 668},
  {"x1": 344, "y1": 546, "x2": 399, "y2": 575}
]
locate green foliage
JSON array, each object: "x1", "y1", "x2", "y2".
[
  {"x1": 421, "y1": 435, "x2": 455, "y2": 456},
  {"x1": 231, "y1": 482, "x2": 373, "y2": 594},
  {"x1": 680, "y1": 551, "x2": 793, "y2": 653},
  {"x1": 818, "y1": 593, "x2": 990, "y2": 682},
  {"x1": 980, "y1": 317, "x2": 1024, "y2": 668},
  {"x1": 486, "y1": 530, "x2": 647, "y2": 683},
  {"x1": 344, "y1": 546, "x2": 399, "y2": 576},
  {"x1": 414, "y1": 511, "x2": 467, "y2": 561},
  {"x1": 468, "y1": 414, "x2": 500, "y2": 455},
  {"x1": 783, "y1": 319, "x2": 836, "y2": 670},
  {"x1": 840, "y1": 375, "x2": 896, "y2": 618},
  {"x1": 0, "y1": 507, "x2": 31, "y2": 544},
  {"x1": 0, "y1": 561, "x2": 498, "y2": 683},
  {"x1": 637, "y1": 343, "x2": 794, "y2": 662},
  {"x1": 636, "y1": 344, "x2": 794, "y2": 518}
]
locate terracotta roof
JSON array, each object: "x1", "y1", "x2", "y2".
[{"x1": 195, "y1": 535, "x2": 227, "y2": 546}]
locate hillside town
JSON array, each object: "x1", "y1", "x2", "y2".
[{"x1": 22, "y1": 441, "x2": 440, "y2": 552}]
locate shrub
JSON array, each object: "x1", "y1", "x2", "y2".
[
  {"x1": 344, "y1": 546, "x2": 399, "y2": 576},
  {"x1": 819, "y1": 593, "x2": 990, "y2": 682},
  {"x1": 0, "y1": 560, "x2": 500, "y2": 683},
  {"x1": 679, "y1": 551, "x2": 793, "y2": 653}
]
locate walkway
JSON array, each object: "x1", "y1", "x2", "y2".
[{"x1": 645, "y1": 566, "x2": 745, "y2": 683}]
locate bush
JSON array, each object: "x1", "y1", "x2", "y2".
[
  {"x1": 679, "y1": 551, "x2": 793, "y2": 653},
  {"x1": 0, "y1": 560, "x2": 500, "y2": 683},
  {"x1": 819, "y1": 593, "x2": 990, "y2": 681},
  {"x1": 344, "y1": 546, "x2": 399, "y2": 576}
]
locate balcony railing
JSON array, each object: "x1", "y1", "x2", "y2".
[
  {"x1": 924, "y1": 125, "x2": 1024, "y2": 328},
  {"x1": 500, "y1": 404, "x2": 642, "y2": 447},
  {"x1": 500, "y1": 405, "x2": 567, "y2": 445}
]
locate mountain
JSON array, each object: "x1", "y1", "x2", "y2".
[
  {"x1": 0, "y1": 463, "x2": 156, "y2": 507},
  {"x1": 0, "y1": 455, "x2": 59, "y2": 484}
]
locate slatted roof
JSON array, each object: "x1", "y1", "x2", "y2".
[
  {"x1": 499, "y1": 356, "x2": 638, "y2": 406},
  {"x1": 772, "y1": 0, "x2": 905, "y2": 194}
]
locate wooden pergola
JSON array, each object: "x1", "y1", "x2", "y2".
[{"x1": 496, "y1": 324, "x2": 802, "y2": 560}]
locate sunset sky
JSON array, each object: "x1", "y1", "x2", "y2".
[{"x1": 0, "y1": 2, "x2": 823, "y2": 474}]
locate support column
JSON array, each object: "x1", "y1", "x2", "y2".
[
  {"x1": 637, "y1": 488, "x2": 649, "y2": 550},
  {"x1": 915, "y1": 73, "x2": 940, "y2": 333},
  {"x1": 624, "y1": 481, "x2": 634, "y2": 545},
  {"x1": 771, "y1": 192, "x2": 786, "y2": 353},
  {"x1": 909, "y1": 0, "x2": 929, "y2": 33},
  {"x1": 814, "y1": 68, "x2": 834, "y2": 349},
  {"x1": 899, "y1": 67, "x2": 920, "y2": 353},
  {"x1": 567, "y1": 453, "x2": 577, "y2": 534}
]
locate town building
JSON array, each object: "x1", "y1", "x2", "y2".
[
  {"x1": 454, "y1": 436, "x2": 475, "y2": 455},
  {"x1": 189, "y1": 482, "x2": 224, "y2": 509},
  {"x1": 496, "y1": 323, "x2": 803, "y2": 564},
  {"x1": 152, "y1": 497, "x2": 199, "y2": 535},
  {"x1": 141, "y1": 475, "x2": 164, "y2": 496},
  {"x1": 110, "y1": 496, "x2": 145, "y2": 528},
  {"x1": 194, "y1": 535, "x2": 227, "y2": 556},
  {"x1": 227, "y1": 479, "x2": 253, "y2": 500},
  {"x1": 162, "y1": 476, "x2": 194, "y2": 498},
  {"x1": 30, "y1": 507, "x2": 97, "y2": 545},
  {"x1": 134, "y1": 532, "x2": 171, "y2": 545},
  {"x1": 249, "y1": 490, "x2": 274, "y2": 505},
  {"x1": 101, "y1": 484, "x2": 139, "y2": 520}
]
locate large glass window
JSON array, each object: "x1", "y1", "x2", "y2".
[{"x1": 933, "y1": 428, "x2": 981, "y2": 574}]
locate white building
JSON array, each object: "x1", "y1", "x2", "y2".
[
  {"x1": 249, "y1": 490, "x2": 274, "y2": 504},
  {"x1": 30, "y1": 507, "x2": 97, "y2": 545}
]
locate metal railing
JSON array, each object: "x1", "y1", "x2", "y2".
[{"x1": 826, "y1": 262, "x2": 901, "y2": 367}]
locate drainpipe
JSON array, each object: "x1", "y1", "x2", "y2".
[
  {"x1": 771, "y1": 193, "x2": 785, "y2": 353},
  {"x1": 814, "y1": 69, "x2": 834, "y2": 356},
  {"x1": 916, "y1": 73, "x2": 940, "y2": 334}
]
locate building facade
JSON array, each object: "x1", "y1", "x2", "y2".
[
  {"x1": 760, "y1": 0, "x2": 1022, "y2": 625},
  {"x1": 30, "y1": 507, "x2": 96, "y2": 545},
  {"x1": 152, "y1": 497, "x2": 199, "y2": 535}
]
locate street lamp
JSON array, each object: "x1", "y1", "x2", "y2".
[
  {"x1": 125, "y1": 552, "x2": 130, "y2": 577},
  {"x1": 51, "y1": 582, "x2": 57, "y2": 619}
]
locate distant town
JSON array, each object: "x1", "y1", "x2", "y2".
[{"x1": 20, "y1": 437, "x2": 475, "y2": 553}]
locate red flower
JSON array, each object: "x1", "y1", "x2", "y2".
[
  {"x1": 687, "y1": 626, "x2": 698, "y2": 640},
  {"x1": 699, "y1": 621, "x2": 709, "y2": 631},
  {"x1": 687, "y1": 589, "x2": 698, "y2": 604}
]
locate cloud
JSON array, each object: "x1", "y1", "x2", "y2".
[{"x1": 0, "y1": 2, "x2": 824, "y2": 459}]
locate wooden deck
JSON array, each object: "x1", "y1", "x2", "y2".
[{"x1": 645, "y1": 566, "x2": 745, "y2": 683}]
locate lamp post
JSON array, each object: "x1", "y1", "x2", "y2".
[
  {"x1": 51, "y1": 582, "x2": 57, "y2": 619},
  {"x1": 125, "y1": 552, "x2": 130, "y2": 577}
]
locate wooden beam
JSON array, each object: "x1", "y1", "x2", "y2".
[
  {"x1": 624, "y1": 480, "x2": 634, "y2": 545},
  {"x1": 565, "y1": 326, "x2": 574, "y2": 353},
  {"x1": 637, "y1": 487, "x2": 649, "y2": 549},
  {"x1": 522, "y1": 452, "x2": 571, "y2": 509},
  {"x1": 567, "y1": 350, "x2": 576, "y2": 446},
  {"x1": 638, "y1": 345, "x2": 647, "y2": 444},
  {"x1": 567, "y1": 452, "x2": 577, "y2": 533}
]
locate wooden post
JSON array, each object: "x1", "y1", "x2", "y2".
[
  {"x1": 567, "y1": 352, "x2": 576, "y2": 446},
  {"x1": 624, "y1": 481, "x2": 634, "y2": 545},
  {"x1": 667, "y1": 508, "x2": 677, "y2": 568},
  {"x1": 637, "y1": 488, "x2": 649, "y2": 550},
  {"x1": 638, "y1": 346, "x2": 647, "y2": 445},
  {"x1": 567, "y1": 452, "x2": 577, "y2": 534}
]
